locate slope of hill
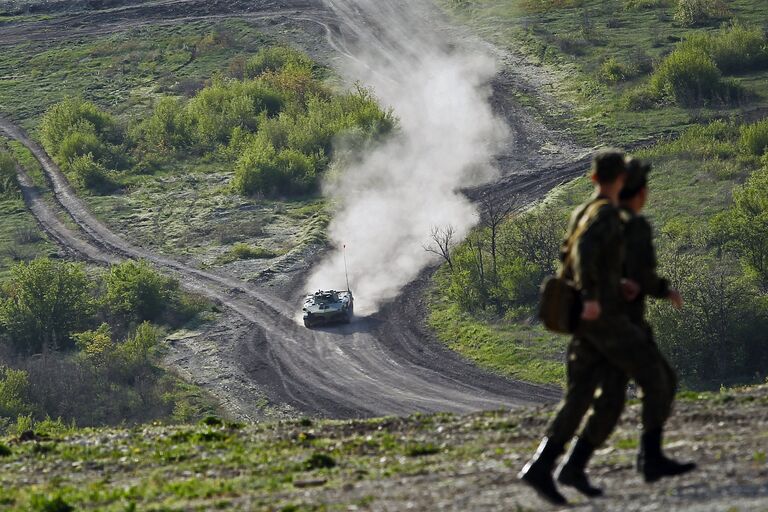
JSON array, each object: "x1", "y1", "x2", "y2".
[{"x1": 0, "y1": 384, "x2": 766, "y2": 511}]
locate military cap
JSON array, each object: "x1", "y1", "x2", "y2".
[
  {"x1": 591, "y1": 149, "x2": 627, "y2": 183},
  {"x1": 620, "y1": 157, "x2": 651, "y2": 200}
]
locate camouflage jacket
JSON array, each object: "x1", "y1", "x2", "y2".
[
  {"x1": 561, "y1": 194, "x2": 625, "y2": 314},
  {"x1": 621, "y1": 208, "x2": 670, "y2": 322}
]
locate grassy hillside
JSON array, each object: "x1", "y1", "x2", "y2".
[
  {"x1": 430, "y1": 0, "x2": 768, "y2": 390},
  {"x1": 440, "y1": 0, "x2": 768, "y2": 145},
  {"x1": 0, "y1": 384, "x2": 764, "y2": 510}
]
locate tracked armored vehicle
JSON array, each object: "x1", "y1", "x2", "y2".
[{"x1": 302, "y1": 289, "x2": 354, "y2": 328}]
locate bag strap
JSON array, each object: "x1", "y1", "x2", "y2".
[{"x1": 559, "y1": 199, "x2": 610, "y2": 278}]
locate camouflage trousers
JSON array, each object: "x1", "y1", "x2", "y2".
[{"x1": 546, "y1": 316, "x2": 677, "y2": 448}]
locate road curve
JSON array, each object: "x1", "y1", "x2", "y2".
[{"x1": 0, "y1": 117, "x2": 561, "y2": 418}]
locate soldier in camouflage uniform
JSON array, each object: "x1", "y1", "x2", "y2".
[
  {"x1": 519, "y1": 151, "x2": 689, "y2": 505},
  {"x1": 618, "y1": 158, "x2": 695, "y2": 484}
]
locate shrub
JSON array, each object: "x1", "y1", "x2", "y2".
[
  {"x1": 621, "y1": 86, "x2": 657, "y2": 110},
  {"x1": 245, "y1": 46, "x2": 313, "y2": 78},
  {"x1": 185, "y1": 77, "x2": 285, "y2": 150},
  {"x1": 740, "y1": 119, "x2": 768, "y2": 156},
  {"x1": 624, "y1": 0, "x2": 670, "y2": 9},
  {"x1": 73, "y1": 323, "x2": 115, "y2": 369},
  {"x1": 105, "y1": 260, "x2": 178, "y2": 323},
  {"x1": 0, "y1": 367, "x2": 32, "y2": 417},
  {"x1": 39, "y1": 97, "x2": 118, "y2": 151},
  {"x1": 0, "y1": 258, "x2": 94, "y2": 353},
  {"x1": 233, "y1": 139, "x2": 318, "y2": 197},
  {"x1": 599, "y1": 57, "x2": 633, "y2": 83},
  {"x1": 673, "y1": 0, "x2": 729, "y2": 27},
  {"x1": 217, "y1": 243, "x2": 278, "y2": 264},
  {"x1": 681, "y1": 24, "x2": 768, "y2": 74},
  {"x1": 131, "y1": 97, "x2": 191, "y2": 153},
  {"x1": 57, "y1": 130, "x2": 110, "y2": 168},
  {"x1": 117, "y1": 322, "x2": 161, "y2": 377},
  {"x1": 0, "y1": 151, "x2": 17, "y2": 196},
  {"x1": 649, "y1": 46, "x2": 737, "y2": 106},
  {"x1": 68, "y1": 153, "x2": 118, "y2": 193}
]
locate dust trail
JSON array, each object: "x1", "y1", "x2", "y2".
[{"x1": 306, "y1": 0, "x2": 508, "y2": 315}]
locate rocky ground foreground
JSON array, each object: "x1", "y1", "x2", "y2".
[{"x1": 0, "y1": 384, "x2": 766, "y2": 511}]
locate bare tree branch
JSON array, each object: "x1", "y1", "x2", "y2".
[{"x1": 424, "y1": 224, "x2": 456, "y2": 271}]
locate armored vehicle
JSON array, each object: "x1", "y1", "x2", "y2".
[{"x1": 302, "y1": 289, "x2": 354, "y2": 328}]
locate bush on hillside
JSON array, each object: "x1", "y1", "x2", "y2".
[
  {"x1": 185, "y1": 77, "x2": 285, "y2": 150},
  {"x1": 740, "y1": 119, "x2": 768, "y2": 156},
  {"x1": 680, "y1": 24, "x2": 768, "y2": 74},
  {"x1": 67, "y1": 153, "x2": 118, "y2": 194},
  {"x1": 0, "y1": 258, "x2": 94, "y2": 354},
  {"x1": 0, "y1": 366, "x2": 32, "y2": 418},
  {"x1": 40, "y1": 97, "x2": 119, "y2": 151},
  {"x1": 245, "y1": 46, "x2": 313, "y2": 78},
  {"x1": 624, "y1": 0, "x2": 670, "y2": 9},
  {"x1": 233, "y1": 139, "x2": 319, "y2": 197},
  {"x1": 0, "y1": 152, "x2": 17, "y2": 196},
  {"x1": 649, "y1": 46, "x2": 742, "y2": 106},
  {"x1": 599, "y1": 57, "x2": 634, "y2": 83},
  {"x1": 673, "y1": 0, "x2": 729, "y2": 27},
  {"x1": 130, "y1": 97, "x2": 191, "y2": 153},
  {"x1": 105, "y1": 260, "x2": 178, "y2": 323}
]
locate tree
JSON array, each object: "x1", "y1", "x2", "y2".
[
  {"x1": 424, "y1": 225, "x2": 456, "y2": 271},
  {"x1": 479, "y1": 192, "x2": 518, "y2": 275},
  {"x1": 105, "y1": 260, "x2": 178, "y2": 323},
  {"x1": 0, "y1": 258, "x2": 94, "y2": 354},
  {"x1": 715, "y1": 166, "x2": 768, "y2": 285}
]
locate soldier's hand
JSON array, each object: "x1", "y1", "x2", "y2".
[
  {"x1": 621, "y1": 278, "x2": 641, "y2": 301},
  {"x1": 581, "y1": 300, "x2": 601, "y2": 321},
  {"x1": 668, "y1": 289, "x2": 684, "y2": 309}
]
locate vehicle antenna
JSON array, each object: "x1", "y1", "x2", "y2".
[{"x1": 343, "y1": 244, "x2": 350, "y2": 292}]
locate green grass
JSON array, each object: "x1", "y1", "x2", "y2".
[
  {"x1": 438, "y1": 0, "x2": 768, "y2": 145},
  {"x1": 428, "y1": 268, "x2": 566, "y2": 386},
  {"x1": 0, "y1": 19, "x2": 273, "y2": 127}
]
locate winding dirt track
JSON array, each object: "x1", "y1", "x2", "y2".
[{"x1": 0, "y1": 0, "x2": 591, "y2": 420}]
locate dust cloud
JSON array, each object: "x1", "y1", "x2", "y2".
[{"x1": 305, "y1": 0, "x2": 508, "y2": 315}]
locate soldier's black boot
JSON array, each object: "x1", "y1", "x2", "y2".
[
  {"x1": 518, "y1": 437, "x2": 568, "y2": 505},
  {"x1": 637, "y1": 428, "x2": 696, "y2": 483},
  {"x1": 555, "y1": 437, "x2": 603, "y2": 497}
]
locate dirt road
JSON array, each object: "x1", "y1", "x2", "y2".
[{"x1": 0, "y1": 0, "x2": 589, "y2": 420}]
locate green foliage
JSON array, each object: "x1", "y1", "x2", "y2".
[
  {"x1": 130, "y1": 97, "x2": 191, "y2": 153},
  {"x1": 216, "y1": 243, "x2": 278, "y2": 264},
  {"x1": 444, "y1": 208, "x2": 564, "y2": 316},
  {"x1": 650, "y1": 252, "x2": 768, "y2": 386},
  {"x1": 0, "y1": 366, "x2": 32, "y2": 417},
  {"x1": 673, "y1": 0, "x2": 730, "y2": 27},
  {"x1": 105, "y1": 260, "x2": 178, "y2": 323},
  {"x1": 245, "y1": 46, "x2": 313, "y2": 78},
  {"x1": 680, "y1": 24, "x2": 768, "y2": 74},
  {"x1": 233, "y1": 140, "x2": 318, "y2": 197},
  {"x1": 0, "y1": 258, "x2": 94, "y2": 354},
  {"x1": 620, "y1": 86, "x2": 657, "y2": 111},
  {"x1": 0, "y1": 151, "x2": 17, "y2": 196},
  {"x1": 30, "y1": 494, "x2": 74, "y2": 512},
  {"x1": 624, "y1": 0, "x2": 670, "y2": 9},
  {"x1": 740, "y1": 119, "x2": 768, "y2": 156},
  {"x1": 185, "y1": 76, "x2": 285, "y2": 151},
  {"x1": 649, "y1": 46, "x2": 742, "y2": 106},
  {"x1": 73, "y1": 323, "x2": 114, "y2": 368},
  {"x1": 716, "y1": 165, "x2": 768, "y2": 283},
  {"x1": 233, "y1": 86, "x2": 393, "y2": 197},
  {"x1": 599, "y1": 57, "x2": 634, "y2": 83},
  {"x1": 0, "y1": 443, "x2": 10, "y2": 457},
  {"x1": 39, "y1": 97, "x2": 118, "y2": 151},
  {"x1": 117, "y1": 322, "x2": 161, "y2": 376},
  {"x1": 67, "y1": 153, "x2": 117, "y2": 193}
]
